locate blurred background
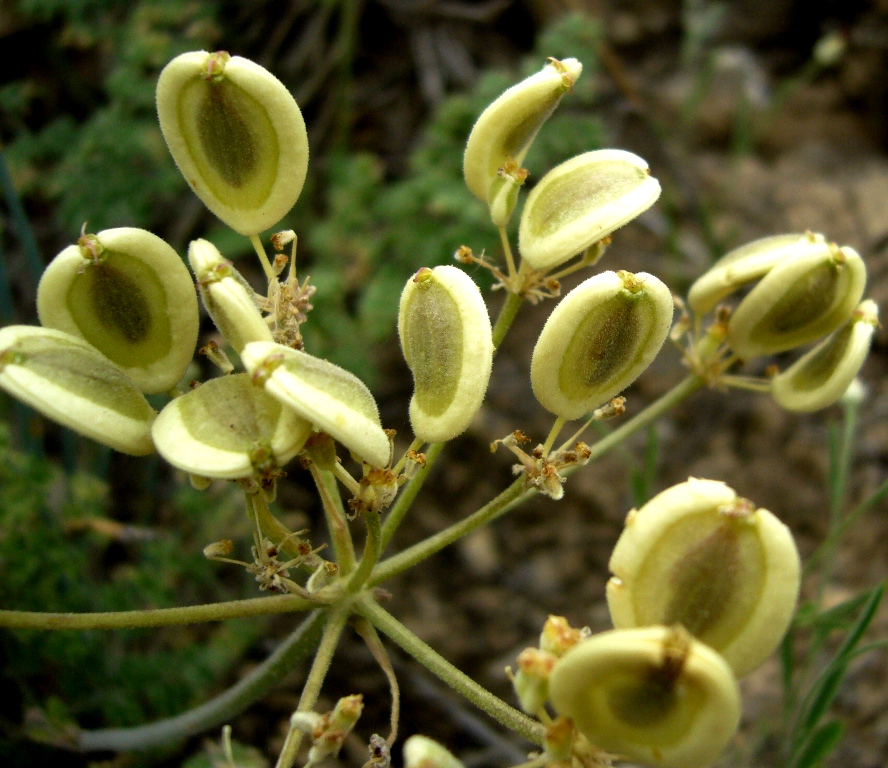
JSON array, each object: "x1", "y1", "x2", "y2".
[{"x1": 1, "y1": 1, "x2": 887, "y2": 766}]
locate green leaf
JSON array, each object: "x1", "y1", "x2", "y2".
[{"x1": 792, "y1": 721, "x2": 844, "y2": 768}]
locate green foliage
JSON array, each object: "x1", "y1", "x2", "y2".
[
  {"x1": 0, "y1": 425, "x2": 263, "y2": 738},
  {"x1": 4, "y1": 0, "x2": 219, "y2": 233}
]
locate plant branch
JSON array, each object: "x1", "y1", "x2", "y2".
[
  {"x1": 358, "y1": 598, "x2": 544, "y2": 746},
  {"x1": 353, "y1": 616, "x2": 400, "y2": 745},
  {"x1": 275, "y1": 608, "x2": 350, "y2": 768},
  {"x1": 381, "y1": 441, "x2": 444, "y2": 551},
  {"x1": 491, "y1": 291, "x2": 524, "y2": 350},
  {"x1": 309, "y1": 462, "x2": 357, "y2": 574},
  {"x1": 250, "y1": 233, "x2": 276, "y2": 282},
  {"x1": 0, "y1": 595, "x2": 318, "y2": 631},
  {"x1": 77, "y1": 611, "x2": 326, "y2": 752},
  {"x1": 348, "y1": 510, "x2": 382, "y2": 593},
  {"x1": 371, "y1": 375, "x2": 704, "y2": 585}
]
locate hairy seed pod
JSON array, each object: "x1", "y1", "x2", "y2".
[
  {"x1": 156, "y1": 51, "x2": 309, "y2": 235},
  {"x1": 241, "y1": 341, "x2": 390, "y2": 468},
  {"x1": 0, "y1": 326, "x2": 156, "y2": 455},
  {"x1": 519, "y1": 150, "x2": 661, "y2": 272},
  {"x1": 771, "y1": 299, "x2": 878, "y2": 412},
  {"x1": 687, "y1": 232, "x2": 830, "y2": 316},
  {"x1": 606, "y1": 478, "x2": 800, "y2": 678},
  {"x1": 398, "y1": 266, "x2": 493, "y2": 443},
  {"x1": 463, "y1": 58, "x2": 582, "y2": 205},
  {"x1": 188, "y1": 239, "x2": 273, "y2": 352},
  {"x1": 549, "y1": 625, "x2": 741, "y2": 768},
  {"x1": 727, "y1": 242, "x2": 866, "y2": 359},
  {"x1": 37, "y1": 228, "x2": 198, "y2": 394},
  {"x1": 152, "y1": 373, "x2": 310, "y2": 479},
  {"x1": 531, "y1": 270, "x2": 673, "y2": 420},
  {"x1": 403, "y1": 735, "x2": 465, "y2": 768}
]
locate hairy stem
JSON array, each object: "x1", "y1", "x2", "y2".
[
  {"x1": 348, "y1": 510, "x2": 382, "y2": 593},
  {"x1": 353, "y1": 616, "x2": 400, "y2": 745},
  {"x1": 78, "y1": 611, "x2": 326, "y2": 752},
  {"x1": 491, "y1": 291, "x2": 524, "y2": 350},
  {"x1": 371, "y1": 375, "x2": 704, "y2": 585},
  {"x1": 309, "y1": 462, "x2": 357, "y2": 574},
  {"x1": 358, "y1": 598, "x2": 544, "y2": 746},
  {"x1": 275, "y1": 609, "x2": 350, "y2": 768},
  {"x1": 0, "y1": 595, "x2": 318, "y2": 631},
  {"x1": 381, "y1": 441, "x2": 444, "y2": 551}
]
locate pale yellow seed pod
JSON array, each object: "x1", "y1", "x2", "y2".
[
  {"x1": 151, "y1": 373, "x2": 310, "y2": 479},
  {"x1": 549, "y1": 626, "x2": 741, "y2": 768},
  {"x1": 403, "y1": 735, "x2": 465, "y2": 768},
  {"x1": 398, "y1": 266, "x2": 493, "y2": 443},
  {"x1": 606, "y1": 477, "x2": 800, "y2": 678},
  {"x1": 687, "y1": 232, "x2": 829, "y2": 316},
  {"x1": 727, "y1": 242, "x2": 866, "y2": 359},
  {"x1": 0, "y1": 326, "x2": 156, "y2": 455},
  {"x1": 241, "y1": 341, "x2": 390, "y2": 468},
  {"x1": 188, "y1": 239, "x2": 273, "y2": 352},
  {"x1": 37, "y1": 227, "x2": 198, "y2": 394},
  {"x1": 463, "y1": 58, "x2": 582, "y2": 204},
  {"x1": 156, "y1": 51, "x2": 309, "y2": 236},
  {"x1": 531, "y1": 270, "x2": 673, "y2": 420},
  {"x1": 771, "y1": 299, "x2": 879, "y2": 412},
  {"x1": 519, "y1": 149, "x2": 661, "y2": 272}
]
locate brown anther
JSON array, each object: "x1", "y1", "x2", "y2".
[
  {"x1": 513, "y1": 430, "x2": 531, "y2": 445},
  {"x1": 455, "y1": 245, "x2": 474, "y2": 263}
]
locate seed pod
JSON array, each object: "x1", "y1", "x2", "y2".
[
  {"x1": 463, "y1": 58, "x2": 582, "y2": 204},
  {"x1": 606, "y1": 478, "x2": 800, "y2": 678},
  {"x1": 727, "y1": 242, "x2": 866, "y2": 359},
  {"x1": 531, "y1": 270, "x2": 673, "y2": 420},
  {"x1": 519, "y1": 150, "x2": 661, "y2": 272},
  {"x1": 771, "y1": 299, "x2": 879, "y2": 412},
  {"x1": 398, "y1": 266, "x2": 493, "y2": 443},
  {"x1": 549, "y1": 626, "x2": 740, "y2": 768},
  {"x1": 151, "y1": 373, "x2": 311, "y2": 478},
  {"x1": 188, "y1": 239, "x2": 273, "y2": 352},
  {"x1": 156, "y1": 51, "x2": 309, "y2": 236},
  {"x1": 241, "y1": 341, "x2": 390, "y2": 468},
  {"x1": 403, "y1": 736, "x2": 465, "y2": 768},
  {"x1": 0, "y1": 326, "x2": 156, "y2": 455},
  {"x1": 37, "y1": 228, "x2": 199, "y2": 394},
  {"x1": 687, "y1": 232, "x2": 828, "y2": 316}
]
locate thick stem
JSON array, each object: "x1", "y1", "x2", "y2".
[
  {"x1": 491, "y1": 291, "x2": 524, "y2": 350},
  {"x1": 381, "y1": 441, "x2": 444, "y2": 551},
  {"x1": 371, "y1": 375, "x2": 704, "y2": 585},
  {"x1": 348, "y1": 510, "x2": 382, "y2": 593},
  {"x1": 309, "y1": 462, "x2": 357, "y2": 574},
  {"x1": 358, "y1": 598, "x2": 544, "y2": 746},
  {"x1": 275, "y1": 609, "x2": 350, "y2": 768},
  {"x1": 0, "y1": 595, "x2": 317, "y2": 631},
  {"x1": 78, "y1": 611, "x2": 326, "y2": 752}
]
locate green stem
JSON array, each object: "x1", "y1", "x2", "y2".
[
  {"x1": 250, "y1": 233, "x2": 276, "y2": 282},
  {"x1": 358, "y1": 598, "x2": 544, "y2": 746},
  {"x1": 348, "y1": 510, "x2": 382, "y2": 593},
  {"x1": 0, "y1": 595, "x2": 318, "y2": 631},
  {"x1": 275, "y1": 609, "x2": 350, "y2": 768},
  {"x1": 371, "y1": 375, "x2": 704, "y2": 585},
  {"x1": 78, "y1": 611, "x2": 326, "y2": 751},
  {"x1": 381, "y1": 441, "x2": 444, "y2": 551},
  {"x1": 353, "y1": 616, "x2": 400, "y2": 745},
  {"x1": 492, "y1": 291, "x2": 524, "y2": 349},
  {"x1": 499, "y1": 225, "x2": 518, "y2": 279},
  {"x1": 309, "y1": 462, "x2": 356, "y2": 575}
]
